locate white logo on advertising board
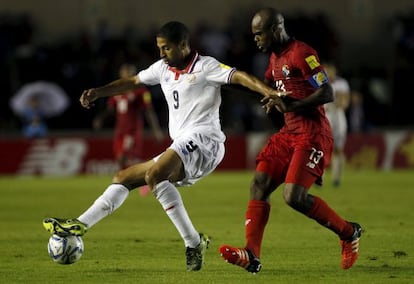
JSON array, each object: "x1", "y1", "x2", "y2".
[{"x1": 18, "y1": 139, "x2": 87, "y2": 176}]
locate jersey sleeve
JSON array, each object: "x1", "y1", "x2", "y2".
[
  {"x1": 294, "y1": 46, "x2": 328, "y2": 89},
  {"x1": 138, "y1": 59, "x2": 164, "y2": 86},
  {"x1": 204, "y1": 57, "x2": 236, "y2": 84}
]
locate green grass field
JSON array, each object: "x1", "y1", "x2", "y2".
[{"x1": 1, "y1": 170, "x2": 413, "y2": 284}]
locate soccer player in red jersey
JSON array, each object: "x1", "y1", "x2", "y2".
[
  {"x1": 219, "y1": 7, "x2": 362, "y2": 273},
  {"x1": 93, "y1": 63, "x2": 164, "y2": 170}
]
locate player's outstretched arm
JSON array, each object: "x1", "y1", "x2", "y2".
[
  {"x1": 284, "y1": 83, "x2": 333, "y2": 112},
  {"x1": 230, "y1": 70, "x2": 290, "y2": 99},
  {"x1": 230, "y1": 70, "x2": 290, "y2": 113},
  {"x1": 261, "y1": 83, "x2": 333, "y2": 114},
  {"x1": 80, "y1": 76, "x2": 141, "y2": 109}
]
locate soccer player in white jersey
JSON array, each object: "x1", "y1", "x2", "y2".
[
  {"x1": 42, "y1": 21, "x2": 289, "y2": 271},
  {"x1": 323, "y1": 63, "x2": 351, "y2": 187}
]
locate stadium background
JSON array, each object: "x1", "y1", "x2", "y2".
[{"x1": 1, "y1": 0, "x2": 414, "y2": 174}]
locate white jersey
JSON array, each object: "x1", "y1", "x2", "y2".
[
  {"x1": 138, "y1": 53, "x2": 235, "y2": 142},
  {"x1": 324, "y1": 76, "x2": 350, "y2": 147}
]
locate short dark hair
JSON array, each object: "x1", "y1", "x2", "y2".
[
  {"x1": 258, "y1": 7, "x2": 283, "y2": 29},
  {"x1": 157, "y1": 21, "x2": 190, "y2": 45}
]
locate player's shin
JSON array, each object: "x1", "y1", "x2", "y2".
[
  {"x1": 77, "y1": 184, "x2": 129, "y2": 228},
  {"x1": 154, "y1": 181, "x2": 200, "y2": 248},
  {"x1": 245, "y1": 200, "x2": 270, "y2": 258}
]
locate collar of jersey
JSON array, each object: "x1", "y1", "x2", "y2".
[{"x1": 168, "y1": 52, "x2": 199, "y2": 80}]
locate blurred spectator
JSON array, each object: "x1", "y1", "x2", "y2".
[
  {"x1": 324, "y1": 62, "x2": 350, "y2": 187},
  {"x1": 1, "y1": 9, "x2": 410, "y2": 132},
  {"x1": 93, "y1": 63, "x2": 163, "y2": 170},
  {"x1": 347, "y1": 90, "x2": 366, "y2": 133},
  {"x1": 21, "y1": 94, "x2": 48, "y2": 138},
  {"x1": 9, "y1": 80, "x2": 69, "y2": 137},
  {"x1": 196, "y1": 23, "x2": 231, "y2": 61}
]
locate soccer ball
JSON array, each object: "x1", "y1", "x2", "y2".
[{"x1": 47, "y1": 234, "x2": 84, "y2": 264}]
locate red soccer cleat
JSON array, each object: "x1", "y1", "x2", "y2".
[
  {"x1": 219, "y1": 245, "x2": 262, "y2": 273},
  {"x1": 340, "y1": 222, "x2": 362, "y2": 269}
]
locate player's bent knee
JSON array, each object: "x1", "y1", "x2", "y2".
[
  {"x1": 112, "y1": 168, "x2": 127, "y2": 184},
  {"x1": 283, "y1": 186, "x2": 308, "y2": 212},
  {"x1": 250, "y1": 176, "x2": 275, "y2": 200},
  {"x1": 111, "y1": 169, "x2": 135, "y2": 190}
]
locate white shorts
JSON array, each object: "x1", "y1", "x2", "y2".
[
  {"x1": 155, "y1": 132, "x2": 225, "y2": 186},
  {"x1": 326, "y1": 111, "x2": 347, "y2": 149}
]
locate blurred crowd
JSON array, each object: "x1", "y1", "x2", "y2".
[{"x1": 1, "y1": 8, "x2": 413, "y2": 136}]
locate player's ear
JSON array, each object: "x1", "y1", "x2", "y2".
[
  {"x1": 179, "y1": 40, "x2": 188, "y2": 50},
  {"x1": 272, "y1": 22, "x2": 284, "y2": 33}
]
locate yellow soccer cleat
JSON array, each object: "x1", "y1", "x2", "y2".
[{"x1": 43, "y1": 217, "x2": 87, "y2": 237}]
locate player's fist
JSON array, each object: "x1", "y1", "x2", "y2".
[{"x1": 80, "y1": 89, "x2": 98, "y2": 109}]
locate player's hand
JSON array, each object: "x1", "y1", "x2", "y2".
[
  {"x1": 261, "y1": 90, "x2": 292, "y2": 113},
  {"x1": 262, "y1": 98, "x2": 287, "y2": 113},
  {"x1": 265, "y1": 90, "x2": 292, "y2": 100},
  {"x1": 80, "y1": 88, "x2": 99, "y2": 109}
]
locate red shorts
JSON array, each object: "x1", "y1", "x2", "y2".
[{"x1": 256, "y1": 132, "x2": 333, "y2": 188}]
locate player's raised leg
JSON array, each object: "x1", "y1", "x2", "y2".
[{"x1": 43, "y1": 160, "x2": 153, "y2": 236}]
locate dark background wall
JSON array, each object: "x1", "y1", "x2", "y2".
[{"x1": 1, "y1": 0, "x2": 413, "y2": 133}]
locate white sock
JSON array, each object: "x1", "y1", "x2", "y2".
[
  {"x1": 78, "y1": 184, "x2": 129, "y2": 228},
  {"x1": 154, "y1": 181, "x2": 200, "y2": 248}
]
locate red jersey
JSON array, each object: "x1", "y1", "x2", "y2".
[
  {"x1": 264, "y1": 39, "x2": 332, "y2": 137},
  {"x1": 107, "y1": 87, "x2": 151, "y2": 135}
]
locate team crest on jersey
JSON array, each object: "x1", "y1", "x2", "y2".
[
  {"x1": 187, "y1": 74, "x2": 196, "y2": 83},
  {"x1": 282, "y1": 65, "x2": 290, "y2": 78}
]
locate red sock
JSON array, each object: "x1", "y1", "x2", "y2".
[
  {"x1": 306, "y1": 196, "x2": 354, "y2": 239},
  {"x1": 245, "y1": 200, "x2": 270, "y2": 258}
]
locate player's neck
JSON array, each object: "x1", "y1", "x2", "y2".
[
  {"x1": 273, "y1": 34, "x2": 292, "y2": 54},
  {"x1": 175, "y1": 50, "x2": 195, "y2": 70}
]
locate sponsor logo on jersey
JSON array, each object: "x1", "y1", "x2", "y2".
[
  {"x1": 306, "y1": 161, "x2": 316, "y2": 169},
  {"x1": 164, "y1": 74, "x2": 170, "y2": 83},
  {"x1": 312, "y1": 71, "x2": 328, "y2": 87},
  {"x1": 220, "y1": 63, "x2": 231, "y2": 70},
  {"x1": 305, "y1": 55, "x2": 320, "y2": 70}
]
